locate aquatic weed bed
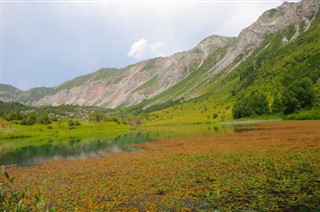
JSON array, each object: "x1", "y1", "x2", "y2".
[{"x1": 6, "y1": 121, "x2": 320, "y2": 211}]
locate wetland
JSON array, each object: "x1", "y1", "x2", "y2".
[{"x1": 1, "y1": 120, "x2": 319, "y2": 211}]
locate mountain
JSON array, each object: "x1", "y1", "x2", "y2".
[
  {"x1": 141, "y1": 0, "x2": 320, "y2": 123},
  {"x1": 0, "y1": 84, "x2": 24, "y2": 102},
  {"x1": 1, "y1": 35, "x2": 234, "y2": 108},
  {"x1": 131, "y1": 0, "x2": 320, "y2": 110},
  {"x1": 1, "y1": 0, "x2": 319, "y2": 111}
]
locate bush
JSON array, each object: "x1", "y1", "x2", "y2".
[{"x1": 285, "y1": 109, "x2": 320, "y2": 120}]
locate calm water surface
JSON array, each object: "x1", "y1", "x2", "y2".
[{"x1": 0, "y1": 123, "x2": 238, "y2": 166}]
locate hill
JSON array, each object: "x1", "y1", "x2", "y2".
[{"x1": 1, "y1": 0, "x2": 319, "y2": 121}]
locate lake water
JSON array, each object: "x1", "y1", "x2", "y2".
[{"x1": 0, "y1": 123, "x2": 237, "y2": 166}]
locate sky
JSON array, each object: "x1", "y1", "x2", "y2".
[{"x1": 1, "y1": 0, "x2": 299, "y2": 90}]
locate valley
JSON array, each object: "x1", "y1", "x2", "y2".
[{"x1": 1, "y1": 0, "x2": 320, "y2": 211}]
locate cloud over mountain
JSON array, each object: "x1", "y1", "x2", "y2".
[{"x1": 128, "y1": 39, "x2": 166, "y2": 59}]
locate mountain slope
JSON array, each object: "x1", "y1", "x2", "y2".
[
  {"x1": 143, "y1": 7, "x2": 320, "y2": 124},
  {"x1": 1, "y1": 0, "x2": 319, "y2": 110},
  {"x1": 127, "y1": 0, "x2": 320, "y2": 111},
  {"x1": 1, "y1": 36, "x2": 233, "y2": 108},
  {"x1": 0, "y1": 84, "x2": 24, "y2": 102}
]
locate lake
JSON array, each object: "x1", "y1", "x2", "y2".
[
  {"x1": 3, "y1": 120, "x2": 320, "y2": 211},
  {"x1": 0, "y1": 122, "x2": 236, "y2": 165}
]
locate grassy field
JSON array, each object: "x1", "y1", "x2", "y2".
[
  {"x1": 0, "y1": 120, "x2": 132, "y2": 139},
  {"x1": 3, "y1": 120, "x2": 320, "y2": 211},
  {"x1": 0, "y1": 120, "x2": 134, "y2": 155}
]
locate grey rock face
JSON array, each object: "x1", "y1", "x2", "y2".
[{"x1": 212, "y1": 0, "x2": 319, "y2": 75}]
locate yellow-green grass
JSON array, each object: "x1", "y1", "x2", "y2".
[
  {"x1": 143, "y1": 99, "x2": 233, "y2": 126},
  {"x1": 0, "y1": 120, "x2": 134, "y2": 151}
]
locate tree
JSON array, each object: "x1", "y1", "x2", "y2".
[
  {"x1": 233, "y1": 99, "x2": 253, "y2": 119},
  {"x1": 25, "y1": 113, "x2": 37, "y2": 126},
  {"x1": 68, "y1": 119, "x2": 75, "y2": 129},
  {"x1": 271, "y1": 95, "x2": 283, "y2": 114},
  {"x1": 39, "y1": 113, "x2": 51, "y2": 125},
  {"x1": 89, "y1": 113, "x2": 105, "y2": 123},
  {"x1": 232, "y1": 92, "x2": 269, "y2": 119},
  {"x1": 282, "y1": 77, "x2": 315, "y2": 114},
  {"x1": 249, "y1": 92, "x2": 269, "y2": 115}
]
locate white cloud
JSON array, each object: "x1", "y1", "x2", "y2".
[
  {"x1": 128, "y1": 39, "x2": 148, "y2": 59},
  {"x1": 128, "y1": 39, "x2": 166, "y2": 60}
]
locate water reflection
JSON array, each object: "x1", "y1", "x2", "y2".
[
  {"x1": 0, "y1": 123, "x2": 238, "y2": 166},
  {"x1": 233, "y1": 127, "x2": 267, "y2": 132},
  {"x1": 0, "y1": 133, "x2": 152, "y2": 166}
]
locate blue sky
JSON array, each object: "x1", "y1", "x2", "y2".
[{"x1": 1, "y1": 0, "x2": 298, "y2": 90}]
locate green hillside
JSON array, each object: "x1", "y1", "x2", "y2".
[
  {"x1": 55, "y1": 68, "x2": 125, "y2": 92},
  {"x1": 136, "y1": 12, "x2": 320, "y2": 124},
  {"x1": 0, "y1": 84, "x2": 24, "y2": 100},
  {"x1": 1, "y1": 10, "x2": 319, "y2": 124}
]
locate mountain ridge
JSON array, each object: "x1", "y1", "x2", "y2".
[
  {"x1": 1, "y1": 0, "x2": 319, "y2": 109},
  {"x1": 1, "y1": 35, "x2": 234, "y2": 108}
]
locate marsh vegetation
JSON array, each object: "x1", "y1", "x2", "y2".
[{"x1": 1, "y1": 121, "x2": 319, "y2": 211}]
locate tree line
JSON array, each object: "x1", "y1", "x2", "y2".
[
  {"x1": 0, "y1": 101, "x2": 142, "y2": 126},
  {"x1": 233, "y1": 77, "x2": 316, "y2": 119}
]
